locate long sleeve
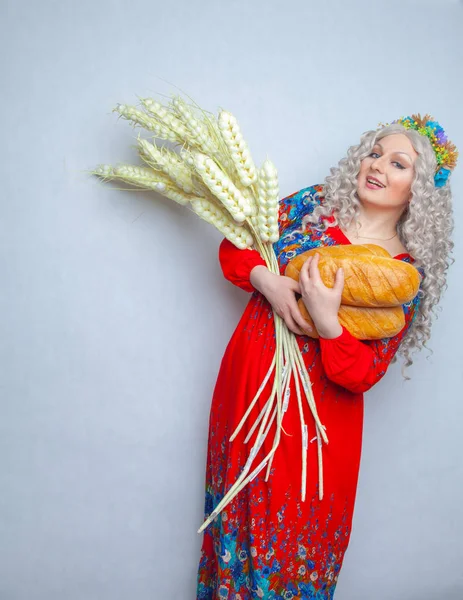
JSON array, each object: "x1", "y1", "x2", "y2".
[
  {"x1": 218, "y1": 238, "x2": 267, "y2": 293},
  {"x1": 318, "y1": 284, "x2": 423, "y2": 394}
]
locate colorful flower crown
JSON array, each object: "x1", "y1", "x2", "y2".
[{"x1": 377, "y1": 113, "x2": 458, "y2": 188}]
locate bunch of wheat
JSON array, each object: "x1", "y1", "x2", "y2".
[{"x1": 89, "y1": 92, "x2": 328, "y2": 534}]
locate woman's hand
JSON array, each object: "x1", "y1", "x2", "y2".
[
  {"x1": 299, "y1": 253, "x2": 344, "y2": 339},
  {"x1": 250, "y1": 265, "x2": 313, "y2": 336}
]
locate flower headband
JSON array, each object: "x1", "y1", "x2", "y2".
[{"x1": 377, "y1": 113, "x2": 458, "y2": 188}]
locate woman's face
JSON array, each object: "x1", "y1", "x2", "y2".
[{"x1": 357, "y1": 133, "x2": 418, "y2": 210}]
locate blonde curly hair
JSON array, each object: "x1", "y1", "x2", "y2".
[{"x1": 301, "y1": 122, "x2": 456, "y2": 374}]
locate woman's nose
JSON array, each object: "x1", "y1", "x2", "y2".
[{"x1": 371, "y1": 156, "x2": 386, "y2": 172}]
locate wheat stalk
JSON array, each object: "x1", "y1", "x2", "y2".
[
  {"x1": 192, "y1": 151, "x2": 252, "y2": 224},
  {"x1": 217, "y1": 110, "x2": 258, "y2": 187},
  {"x1": 191, "y1": 198, "x2": 254, "y2": 250},
  {"x1": 137, "y1": 135, "x2": 198, "y2": 195},
  {"x1": 91, "y1": 91, "x2": 329, "y2": 533},
  {"x1": 138, "y1": 96, "x2": 190, "y2": 140},
  {"x1": 256, "y1": 159, "x2": 280, "y2": 243},
  {"x1": 171, "y1": 96, "x2": 219, "y2": 157},
  {"x1": 112, "y1": 103, "x2": 181, "y2": 143}
]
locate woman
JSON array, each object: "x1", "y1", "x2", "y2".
[{"x1": 196, "y1": 115, "x2": 457, "y2": 599}]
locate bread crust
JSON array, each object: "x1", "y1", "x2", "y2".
[
  {"x1": 285, "y1": 244, "x2": 420, "y2": 307},
  {"x1": 285, "y1": 244, "x2": 421, "y2": 339},
  {"x1": 297, "y1": 299, "x2": 406, "y2": 340}
]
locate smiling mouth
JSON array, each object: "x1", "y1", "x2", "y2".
[{"x1": 366, "y1": 177, "x2": 386, "y2": 188}]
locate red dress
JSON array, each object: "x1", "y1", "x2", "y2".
[{"x1": 196, "y1": 184, "x2": 422, "y2": 600}]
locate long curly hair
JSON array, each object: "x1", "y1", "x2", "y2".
[{"x1": 301, "y1": 122, "x2": 455, "y2": 375}]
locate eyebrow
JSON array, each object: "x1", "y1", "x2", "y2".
[{"x1": 374, "y1": 142, "x2": 412, "y2": 161}]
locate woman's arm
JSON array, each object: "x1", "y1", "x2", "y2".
[
  {"x1": 318, "y1": 292, "x2": 421, "y2": 394},
  {"x1": 218, "y1": 238, "x2": 267, "y2": 293},
  {"x1": 218, "y1": 238, "x2": 311, "y2": 335}
]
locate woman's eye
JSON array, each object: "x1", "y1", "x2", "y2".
[{"x1": 369, "y1": 152, "x2": 405, "y2": 169}]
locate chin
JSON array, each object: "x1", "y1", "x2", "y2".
[{"x1": 356, "y1": 189, "x2": 386, "y2": 208}]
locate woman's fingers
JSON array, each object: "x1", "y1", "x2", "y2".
[
  {"x1": 308, "y1": 252, "x2": 322, "y2": 282},
  {"x1": 284, "y1": 276, "x2": 301, "y2": 295},
  {"x1": 264, "y1": 271, "x2": 317, "y2": 336},
  {"x1": 279, "y1": 301, "x2": 313, "y2": 336},
  {"x1": 333, "y1": 267, "x2": 344, "y2": 292},
  {"x1": 301, "y1": 255, "x2": 313, "y2": 275},
  {"x1": 289, "y1": 299, "x2": 312, "y2": 334},
  {"x1": 299, "y1": 255, "x2": 312, "y2": 285},
  {"x1": 274, "y1": 301, "x2": 309, "y2": 336},
  {"x1": 283, "y1": 313, "x2": 306, "y2": 336}
]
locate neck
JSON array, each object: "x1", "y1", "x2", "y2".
[{"x1": 350, "y1": 203, "x2": 405, "y2": 238}]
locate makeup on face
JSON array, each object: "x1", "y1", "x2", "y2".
[{"x1": 357, "y1": 134, "x2": 418, "y2": 208}]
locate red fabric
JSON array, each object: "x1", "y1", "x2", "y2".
[
  {"x1": 197, "y1": 186, "x2": 421, "y2": 599},
  {"x1": 319, "y1": 326, "x2": 402, "y2": 394},
  {"x1": 218, "y1": 237, "x2": 416, "y2": 395},
  {"x1": 218, "y1": 238, "x2": 267, "y2": 293}
]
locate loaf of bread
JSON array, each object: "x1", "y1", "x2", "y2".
[
  {"x1": 285, "y1": 244, "x2": 421, "y2": 307},
  {"x1": 284, "y1": 243, "x2": 421, "y2": 339},
  {"x1": 297, "y1": 299, "x2": 406, "y2": 340}
]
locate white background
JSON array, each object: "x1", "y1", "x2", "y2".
[{"x1": 1, "y1": 1, "x2": 462, "y2": 598}]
